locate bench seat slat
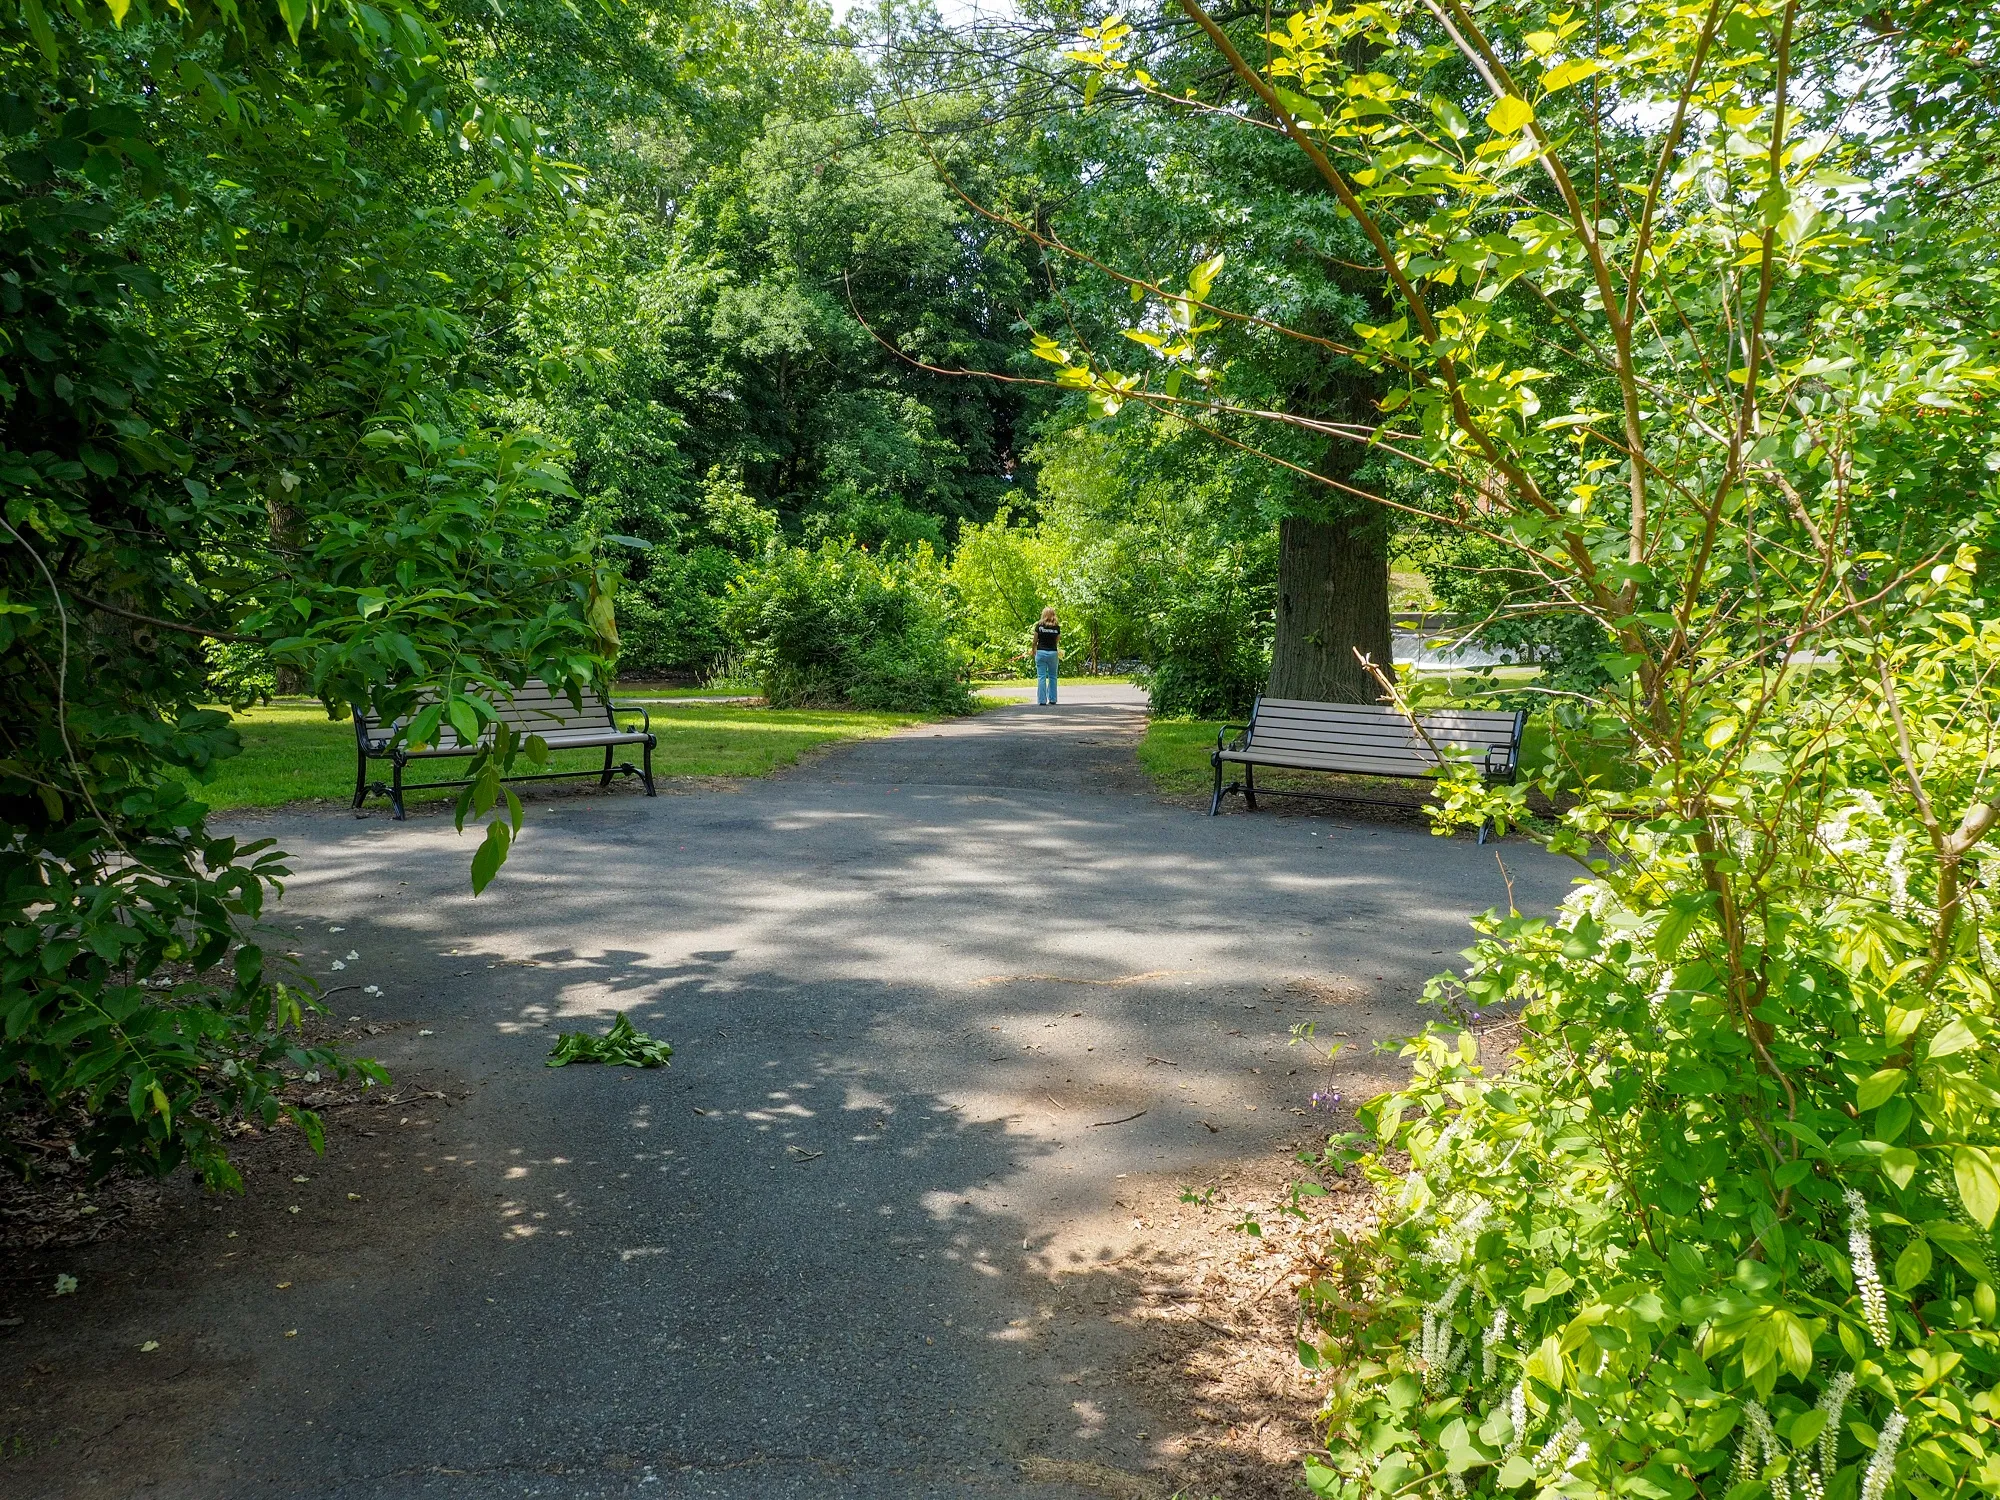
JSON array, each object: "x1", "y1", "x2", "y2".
[
  {"x1": 1219, "y1": 748, "x2": 1451, "y2": 776},
  {"x1": 1247, "y1": 721, "x2": 1510, "y2": 747},
  {"x1": 399, "y1": 730, "x2": 651, "y2": 757}
]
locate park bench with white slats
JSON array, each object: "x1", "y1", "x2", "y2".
[
  {"x1": 353, "y1": 681, "x2": 657, "y2": 820},
  {"x1": 1210, "y1": 697, "x2": 1524, "y2": 841}
]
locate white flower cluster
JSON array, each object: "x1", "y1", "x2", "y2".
[
  {"x1": 1504, "y1": 1382, "x2": 1528, "y2": 1459},
  {"x1": 1557, "y1": 881, "x2": 1618, "y2": 928},
  {"x1": 1531, "y1": 1415, "x2": 1584, "y2": 1475},
  {"x1": 1885, "y1": 835, "x2": 1910, "y2": 921},
  {"x1": 1734, "y1": 1399, "x2": 1780, "y2": 1495},
  {"x1": 1819, "y1": 1372, "x2": 1854, "y2": 1465},
  {"x1": 1816, "y1": 790, "x2": 1881, "y2": 857},
  {"x1": 1800, "y1": 1371, "x2": 1855, "y2": 1500},
  {"x1": 1423, "y1": 1197, "x2": 1490, "y2": 1265},
  {"x1": 1482, "y1": 1307, "x2": 1508, "y2": 1382},
  {"x1": 1846, "y1": 1189, "x2": 1893, "y2": 1347},
  {"x1": 1419, "y1": 1278, "x2": 1467, "y2": 1393},
  {"x1": 1860, "y1": 1409, "x2": 1906, "y2": 1500}
]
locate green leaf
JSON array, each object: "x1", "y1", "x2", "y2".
[
  {"x1": 1485, "y1": 96, "x2": 1535, "y2": 135},
  {"x1": 19, "y1": 0, "x2": 58, "y2": 62},
  {"x1": 1430, "y1": 97, "x2": 1471, "y2": 139},
  {"x1": 406, "y1": 704, "x2": 443, "y2": 753},
  {"x1": 1894, "y1": 1235, "x2": 1933, "y2": 1291},
  {"x1": 1927, "y1": 1017, "x2": 1977, "y2": 1058},
  {"x1": 1954, "y1": 1146, "x2": 2000, "y2": 1229},
  {"x1": 469, "y1": 819, "x2": 510, "y2": 896},
  {"x1": 1653, "y1": 894, "x2": 1704, "y2": 959},
  {"x1": 447, "y1": 698, "x2": 482, "y2": 748},
  {"x1": 1880, "y1": 1147, "x2": 1919, "y2": 1189},
  {"x1": 1541, "y1": 58, "x2": 1602, "y2": 93},
  {"x1": 1188, "y1": 253, "x2": 1225, "y2": 305},
  {"x1": 1856, "y1": 1068, "x2": 1907, "y2": 1112},
  {"x1": 1925, "y1": 1221, "x2": 1995, "y2": 1282}
]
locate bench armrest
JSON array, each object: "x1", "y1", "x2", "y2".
[
  {"x1": 1214, "y1": 722, "x2": 1251, "y2": 756},
  {"x1": 611, "y1": 698, "x2": 652, "y2": 734},
  {"x1": 1483, "y1": 742, "x2": 1518, "y2": 782}
]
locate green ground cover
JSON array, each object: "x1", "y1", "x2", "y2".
[
  {"x1": 975, "y1": 674, "x2": 1137, "y2": 690},
  {"x1": 180, "y1": 701, "x2": 935, "y2": 812},
  {"x1": 613, "y1": 683, "x2": 764, "y2": 700}
]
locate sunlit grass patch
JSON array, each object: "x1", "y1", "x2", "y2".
[{"x1": 178, "y1": 700, "x2": 938, "y2": 812}]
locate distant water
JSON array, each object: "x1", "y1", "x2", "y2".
[{"x1": 1393, "y1": 628, "x2": 1515, "y2": 669}]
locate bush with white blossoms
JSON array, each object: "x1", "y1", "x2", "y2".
[{"x1": 1297, "y1": 562, "x2": 2000, "y2": 1499}]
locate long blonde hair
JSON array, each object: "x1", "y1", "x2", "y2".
[{"x1": 1039, "y1": 607, "x2": 1058, "y2": 626}]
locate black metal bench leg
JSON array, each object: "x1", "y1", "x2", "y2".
[
  {"x1": 642, "y1": 739, "x2": 656, "y2": 796},
  {"x1": 1209, "y1": 755, "x2": 1224, "y2": 816},
  {"x1": 353, "y1": 746, "x2": 369, "y2": 811},
  {"x1": 391, "y1": 755, "x2": 407, "y2": 821},
  {"x1": 1244, "y1": 764, "x2": 1258, "y2": 812},
  {"x1": 599, "y1": 744, "x2": 614, "y2": 788},
  {"x1": 1478, "y1": 818, "x2": 1490, "y2": 845}
]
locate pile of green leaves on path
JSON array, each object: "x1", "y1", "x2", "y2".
[
  {"x1": 725, "y1": 538, "x2": 976, "y2": 714},
  {"x1": 546, "y1": 1014, "x2": 673, "y2": 1069},
  {"x1": 1051, "y1": 1, "x2": 2000, "y2": 1497}
]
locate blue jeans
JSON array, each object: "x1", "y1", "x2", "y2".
[{"x1": 1035, "y1": 650, "x2": 1059, "y2": 704}]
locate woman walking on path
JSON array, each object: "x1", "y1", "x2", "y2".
[{"x1": 1033, "y1": 607, "x2": 1061, "y2": 705}]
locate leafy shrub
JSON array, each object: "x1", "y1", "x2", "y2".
[
  {"x1": 1, "y1": 0, "x2": 616, "y2": 1190},
  {"x1": 1144, "y1": 568, "x2": 1269, "y2": 720},
  {"x1": 802, "y1": 483, "x2": 948, "y2": 552},
  {"x1": 726, "y1": 540, "x2": 975, "y2": 714},
  {"x1": 588, "y1": 470, "x2": 778, "y2": 680},
  {"x1": 950, "y1": 511, "x2": 1055, "y2": 676},
  {"x1": 1303, "y1": 568, "x2": 2000, "y2": 1500},
  {"x1": 204, "y1": 640, "x2": 280, "y2": 704},
  {"x1": 614, "y1": 547, "x2": 742, "y2": 679}
]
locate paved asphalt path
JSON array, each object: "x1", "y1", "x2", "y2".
[{"x1": 24, "y1": 687, "x2": 1573, "y2": 1500}]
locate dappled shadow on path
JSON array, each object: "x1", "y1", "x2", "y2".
[{"x1": 6, "y1": 766, "x2": 1568, "y2": 1497}]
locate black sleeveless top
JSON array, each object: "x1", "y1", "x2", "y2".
[{"x1": 1034, "y1": 623, "x2": 1060, "y2": 652}]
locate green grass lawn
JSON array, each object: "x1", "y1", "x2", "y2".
[
  {"x1": 1137, "y1": 718, "x2": 1232, "y2": 795},
  {"x1": 180, "y1": 700, "x2": 937, "y2": 812},
  {"x1": 612, "y1": 682, "x2": 761, "y2": 700},
  {"x1": 976, "y1": 674, "x2": 1138, "y2": 690}
]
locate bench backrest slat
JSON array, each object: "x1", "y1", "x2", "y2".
[
  {"x1": 1242, "y1": 698, "x2": 1520, "y2": 768},
  {"x1": 359, "y1": 682, "x2": 616, "y2": 748}
]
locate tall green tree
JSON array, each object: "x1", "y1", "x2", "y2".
[{"x1": 904, "y1": 1, "x2": 1402, "y2": 699}]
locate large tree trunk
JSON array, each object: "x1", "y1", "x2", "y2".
[{"x1": 1267, "y1": 510, "x2": 1392, "y2": 703}]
